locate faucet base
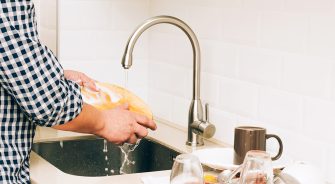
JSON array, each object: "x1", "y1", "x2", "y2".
[{"x1": 186, "y1": 134, "x2": 204, "y2": 147}]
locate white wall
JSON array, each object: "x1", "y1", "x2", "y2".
[
  {"x1": 57, "y1": 0, "x2": 150, "y2": 100},
  {"x1": 34, "y1": 0, "x2": 58, "y2": 54},
  {"x1": 40, "y1": 0, "x2": 335, "y2": 182},
  {"x1": 147, "y1": 0, "x2": 335, "y2": 183}
]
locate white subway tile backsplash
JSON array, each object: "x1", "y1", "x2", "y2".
[
  {"x1": 59, "y1": 0, "x2": 115, "y2": 30},
  {"x1": 148, "y1": 0, "x2": 194, "y2": 37},
  {"x1": 221, "y1": 9, "x2": 259, "y2": 46},
  {"x1": 331, "y1": 65, "x2": 335, "y2": 101},
  {"x1": 282, "y1": 54, "x2": 332, "y2": 99},
  {"x1": 225, "y1": 0, "x2": 245, "y2": 9},
  {"x1": 127, "y1": 59, "x2": 149, "y2": 88},
  {"x1": 327, "y1": 146, "x2": 335, "y2": 183},
  {"x1": 284, "y1": 0, "x2": 335, "y2": 14},
  {"x1": 188, "y1": 6, "x2": 222, "y2": 40},
  {"x1": 288, "y1": 135, "x2": 328, "y2": 171},
  {"x1": 302, "y1": 97, "x2": 335, "y2": 143},
  {"x1": 59, "y1": 30, "x2": 148, "y2": 61},
  {"x1": 36, "y1": 0, "x2": 57, "y2": 54},
  {"x1": 170, "y1": 35, "x2": 193, "y2": 68},
  {"x1": 171, "y1": 96, "x2": 191, "y2": 128},
  {"x1": 235, "y1": 116, "x2": 266, "y2": 128},
  {"x1": 218, "y1": 78, "x2": 259, "y2": 118},
  {"x1": 210, "y1": 108, "x2": 237, "y2": 145},
  {"x1": 148, "y1": 61, "x2": 192, "y2": 98},
  {"x1": 241, "y1": 0, "x2": 262, "y2": 11},
  {"x1": 128, "y1": 86, "x2": 148, "y2": 103},
  {"x1": 148, "y1": 88, "x2": 173, "y2": 121},
  {"x1": 238, "y1": 47, "x2": 282, "y2": 88},
  {"x1": 40, "y1": 0, "x2": 57, "y2": 29},
  {"x1": 148, "y1": 32, "x2": 174, "y2": 63},
  {"x1": 259, "y1": 87, "x2": 303, "y2": 130},
  {"x1": 260, "y1": 12, "x2": 308, "y2": 53},
  {"x1": 60, "y1": 59, "x2": 124, "y2": 85},
  {"x1": 242, "y1": 0, "x2": 285, "y2": 11},
  {"x1": 201, "y1": 40, "x2": 238, "y2": 78},
  {"x1": 201, "y1": 72, "x2": 220, "y2": 107},
  {"x1": 149, "y1": 0, "x2": 189, "y2": 24},
  {"x1": 59, "y1": 0, "x2": 149, "y2": 31},
  {"x1": 111, "y1": 0, "x2": 150, "y2": 31},
  {"x1": 307, "y1": 14, "x2": 335, "y2": 59}
]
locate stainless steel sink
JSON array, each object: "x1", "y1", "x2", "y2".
[{"x1": 32, "y1": 137, "x2": 180, "y2": 177}]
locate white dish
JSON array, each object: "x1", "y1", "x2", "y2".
[{"x1": 192, "y1": 148, "x2": 293, "y2": 171}]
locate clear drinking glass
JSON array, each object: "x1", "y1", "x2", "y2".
[
  {"x1": 219, "y1": 150, "x2": 274, "y2": 184},
  {"x1": 170, "y1": 154, "x2": 204, "y2": 184}
]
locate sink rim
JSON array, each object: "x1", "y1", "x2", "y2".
[{"x1": 33, "y1": 135, "x2": 185, "y2": 154}]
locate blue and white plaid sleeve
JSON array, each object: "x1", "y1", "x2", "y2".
[{"x1": 0, "y1": 4, "x2": 83, "y2": 127}]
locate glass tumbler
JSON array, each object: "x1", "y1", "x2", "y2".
[{"x1": 170, "y1": 153, "x2": 204, "y2": 184}]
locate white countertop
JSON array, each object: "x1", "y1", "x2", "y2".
[{"x1": 30, "y1": 119, "x2": 228, "y2": 184}]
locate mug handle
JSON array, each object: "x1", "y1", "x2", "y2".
[{"x1": 266, "y1": 134, "x2": 283, "y2": 161}]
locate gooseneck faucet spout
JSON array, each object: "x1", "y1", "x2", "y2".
[{"x1": 121, "y1": 15, "x2": 215, "y2": 146}]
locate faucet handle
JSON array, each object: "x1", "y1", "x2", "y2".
[
  {"x1": 191, "y1": 103, "x2": 216, "y2": 139},
  {"x1": 197, "y1": 121, "x2": 216, "y2": 139}
]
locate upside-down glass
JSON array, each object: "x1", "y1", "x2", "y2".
[
  {"x1": 170, "y1": 154, "x2": 204, "y2": 184},
  {"x1": 219, "y1": 150, "x2": 274, "y2": 184}
]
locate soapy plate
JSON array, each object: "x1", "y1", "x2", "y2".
[{"x1": 192, "y1": 148, "x2": 293, "y2": 171}]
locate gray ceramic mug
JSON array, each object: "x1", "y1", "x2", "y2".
[{"x1": 233, "y1": 126, "x2": 283, "y2": 165}]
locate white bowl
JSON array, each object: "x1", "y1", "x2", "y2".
[{"x1": 192, "y1": 147, "x2": 293, "y2": 171}]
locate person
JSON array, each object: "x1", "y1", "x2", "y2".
[{"x1": 0, "y1": 1, "x2": 156, "y2": 183}]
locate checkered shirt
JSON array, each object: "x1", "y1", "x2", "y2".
[{"x1": 0, "y1": 1, "x2": 83, "y2": 183}]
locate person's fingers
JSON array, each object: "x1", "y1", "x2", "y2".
[
  {"x1": 81, "y1": 73, "x2": 99, "y2": 92},
  {"x1": 127, "y1": 134, "x2": 138, "y2": 144},
  {"x1": 134, "y1": 123, "x2": 148, "y2": 139},
  {"x1": 133, "y1": 113, "x2": 157, "y2": 130},
  {"x1": 83, "y1": 81, "x2": 99, "y2": 92}
]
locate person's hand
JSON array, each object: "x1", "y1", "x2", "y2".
[
  {"x1": 95, "y1": 103, "x2": 157, "y2": 145},
  {"x1": 64, "y1": 70, "x2": 99, "y2": 92}
]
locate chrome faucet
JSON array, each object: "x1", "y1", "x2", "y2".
[{"x1": 121, "y1": 15, "x2": 215, "y2": 146}]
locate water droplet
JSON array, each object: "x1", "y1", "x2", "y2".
[
  {"x1": 119, "y1": 139, "x2": 141, "y2": 174},
  {"x1": 103, "y1": 140, "x2": 108, "y2": 152}
]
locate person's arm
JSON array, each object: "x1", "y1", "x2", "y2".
[
  {"x1": 53, "y1": 103, "x2": 157, "y2": 144},
  {"x1": 0, "y1": 10, "x2": 83, "y2": 127}
]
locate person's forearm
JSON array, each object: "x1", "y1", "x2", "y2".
[{"x1": 53, "y1": 103, "x2": 104, "y2": 134}]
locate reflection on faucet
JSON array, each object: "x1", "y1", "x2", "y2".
[{"x1": 121, "y1": 15, "x2": 215, "y2": 146}]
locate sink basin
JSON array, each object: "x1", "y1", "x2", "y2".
[{"x1": 32, "y1": 136, "x2": 180, "y2": 177}]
